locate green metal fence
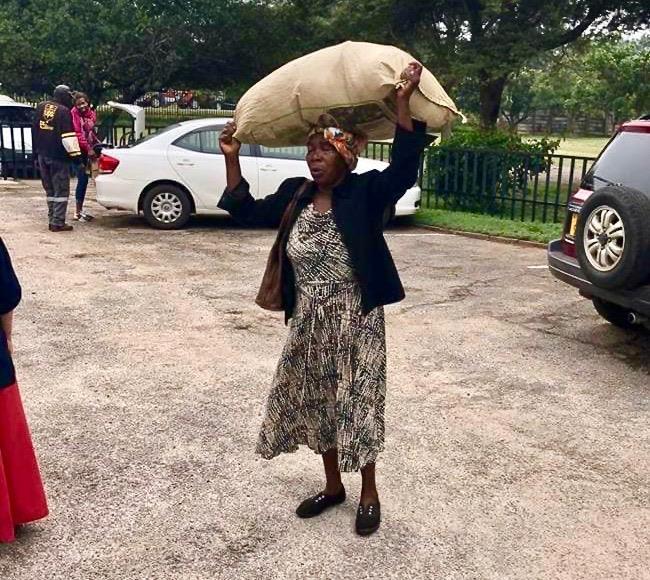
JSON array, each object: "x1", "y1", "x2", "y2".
[
  {"x1": 91, "y1": 124, "x2": 596, "y2": 225},
  {"x1": 364, "y1": 142, "x2": 596, "y2": 224}
]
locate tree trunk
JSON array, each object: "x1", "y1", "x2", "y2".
[{"x1": 479, "y1": 75, "x2": 508, "y2": 130}]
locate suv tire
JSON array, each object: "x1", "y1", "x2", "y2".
[
  {"x1": 592, "y1": 297, "x2": 636, "y2": 329},
  {"x1": 576, "y1": 185, "x2": 650, "y2": 290},
  {"x1": 143, "y1": 185, "x2": 192, "y2": 230}
]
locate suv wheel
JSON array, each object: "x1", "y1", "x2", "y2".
[
  {"x1": 143, "y1": 185, "x2": 191, "y2": 230},
  {"x1": 576, "y1": 185, "x2": 650, "y2": 289},
  {"x1": 592, "y1": 297, "x2": 636, "y2": 330}
]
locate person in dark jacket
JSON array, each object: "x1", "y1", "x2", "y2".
[
  {"x1": 218, "y1": 62, "x2": 430, "y2": 536},
  {"x1": 32, "y1": 85, "x2": 82, "y2": 232},
  {"x1": 0, "y1": 238, "x2": 48, "y2": 543}
]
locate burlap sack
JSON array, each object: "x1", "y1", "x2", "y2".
[{"x1": 234, "y1": 41, "x2": 463, "y2": 147}]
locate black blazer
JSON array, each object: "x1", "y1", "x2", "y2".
[
  {"x1": 218, "y1": 121, "x2": 431, "y2": 322},
  {"x1": 0, "y1": 238, "x2": 21, "y2": 388}
]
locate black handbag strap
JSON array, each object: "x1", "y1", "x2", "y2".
[{"x1": 277, "y1": 178, "x2": 311, "y2": 241}]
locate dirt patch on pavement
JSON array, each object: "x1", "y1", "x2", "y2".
[{"x1": 1, "y1": 181, "x2": 648, "y2": 580}]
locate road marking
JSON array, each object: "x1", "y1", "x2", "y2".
[
  {"x1": 527, "y1": 265, "x2": 548, "y2": 269},
  {"x1": 386, "y1": 233, "x2": 450, "y2": 237}
]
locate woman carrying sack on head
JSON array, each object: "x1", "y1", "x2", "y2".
[
  {"x1": 218, "y1": 63, "x2": 430, "y2": 536},
  {"x1": 0, "y1": 238, "x2": 48, "y2": 543},
  {"x1": 71, "y1": 92, "x2": 99, "y2": 222}
]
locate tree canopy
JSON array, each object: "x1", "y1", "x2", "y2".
[
  {"x1": 286, "y1": 0, "x2": 649, "y2": 127},
  {"x1": 494, "y1": 36, "x2": 650, "y2": 131},
  {"x1": 0, "y1": 0, "x2": 295, "y2": 102},
  {"x1": 1, "y1": 0, "x2": 647, "y2": 129}
]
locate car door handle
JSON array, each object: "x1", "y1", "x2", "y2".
[
  {"x1": 260, "y1": 165, "x2": 277, "y2": 172},
  {"x1": 176, "y1": 161, "x2": 195, "y2": 167}
]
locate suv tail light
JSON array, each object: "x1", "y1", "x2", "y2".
[
  {"x1": 562, "y1": 188, "x2": 596, "y2": 257},
  {"x1": 562, "y1": 200, "x2": 582, "y2": 258},
  {"x1": 98, "y1": 154, "x2": 120, "y2": 174}
]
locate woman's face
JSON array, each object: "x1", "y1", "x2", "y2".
[
  {"x1": 76, "y1": 98, "x2": 89, "y2": 112},
  {"x1": 306, "y1": 134, "x2": 348, "y2": 188}
]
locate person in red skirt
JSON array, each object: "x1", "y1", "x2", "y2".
[{"x1": 0, "y1": 237, "x2": 48, "y2": 543}]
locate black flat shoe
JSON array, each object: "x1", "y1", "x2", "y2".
[
  {"x1": 356, "y1": 502, "x2": 380, "y2": 536},
  {"x1": 296, "y1": 487, "x2": 346, "y2": 519},
  {"x1": 49, "y1": 224, "x2": 73, "y2": 232}
]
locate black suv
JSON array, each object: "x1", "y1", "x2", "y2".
[
  {"x1": 0, "y1": 96, "x2": 35, "y2": 178},
  {"x1": 547, "y1": 118, "x2": 650, "y2": 329}
]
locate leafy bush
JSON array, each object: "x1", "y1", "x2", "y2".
[{"x1": 426, "y1": 125, "x2": 560, "y2": 214}]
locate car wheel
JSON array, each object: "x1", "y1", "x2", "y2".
[
  {"x1": 151, "y1": 96, "x2": 161, "y2": 108},
  {"x1": 592, "y1": 297, "x2": 636, "y2": 330},
  {"x1": 382, "y1": 204, "x2": 396, "y2": 227},
  {"x1": 575, "y1": 185, "x2": 650, "y2": 290},
  {"x1": 143, "y1": 185, "x2": 191, "y2": 230}
]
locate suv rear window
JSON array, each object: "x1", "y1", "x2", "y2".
[
  {"x1": 583, "y1": 131, "x2": 650, "y2": 194},
  {"x1": 0, "y1": 106, "x2": 34, "y2": 125}
]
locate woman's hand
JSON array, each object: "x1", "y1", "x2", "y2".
[
  {"x1": 394, "y1": 61, "x2": 422, "y2": 131},
  {"x1": 396, "y1": 62, "x2": 423, "y2": 102},
  {"x1": 6, "y1": 338, "x2": 12, "y2": 356},
  {"x1": 220, "y1": 121, "x2": 241, "y2": 157}
]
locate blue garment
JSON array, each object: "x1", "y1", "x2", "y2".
[
  {"x1": 0, "y1": 238, "x2": 21, "y2": 389},
  {"x1": 75, "y1": 161, "x2": 89, "y2": 205}
]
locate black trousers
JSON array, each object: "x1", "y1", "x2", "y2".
[{"x1": 39, "y1": 156, "x2": 71, "y2": 226}]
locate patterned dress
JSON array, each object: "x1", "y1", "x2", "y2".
[{"x1": 256, "y1": 204, "x2": 386, "y2": 472}]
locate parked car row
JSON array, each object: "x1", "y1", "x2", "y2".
[{"x1": 134, "y1": 90, "x2": 236, "y2": 111}]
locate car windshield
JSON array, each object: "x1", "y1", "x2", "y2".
[
  {"x1": 583, "y1": 131, "x2": 650, "y2": 194},
  {"x1": 129, "y1": 123, "x2": 184, "y2": 147}
]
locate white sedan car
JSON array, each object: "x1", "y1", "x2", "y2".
[{"x1": 96, "y1": 118, "x2": 421, "y2": 229}]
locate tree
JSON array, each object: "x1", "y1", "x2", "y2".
[
  {"x1": 517, "y1": 36, "x2": 650, "y2": 132},
  {"x1": 0, "y1": 0, "x2": 299, "y2": 103},
  {"x1": 500, "y1": 69, "x2": 537, "y2": 131},
  {"x1": 572, "y1": 37, "x2": 650, "y2": 124},
  {"x1": 0, "y1": 0, "x2": 183, "y2": 102},
  {"x1": 283, "y1": 0, "x2": 650, "y2": 129},
  {"x1": 167, "y1": 0, "x2": 303, "y2": 97}
]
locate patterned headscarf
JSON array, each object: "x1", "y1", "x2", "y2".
[{"x1": 309, "y1": 114, "x2": 368, "y2": 171}]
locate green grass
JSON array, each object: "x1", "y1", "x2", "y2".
[
  {"x1": 525, "y1": 135, "x2": 608, "y2": 158},
  {"x1": 414, "y1": 207, "x2": 562, "y2": 244}
]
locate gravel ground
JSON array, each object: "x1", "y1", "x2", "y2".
[{"x1": 0, "y1": 180, "x2": 648, "y2": 580}]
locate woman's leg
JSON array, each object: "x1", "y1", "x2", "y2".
[
  {"x1": 75, "y1": 162, "x2": 89, "y2": 215},
  {"x1": 295, "y1": 448, "x2": 345, "y2": 518},
  {"x1": 356, "y1": 462, "x2": 381, "y2": 535},
  {"x1": 360, "y1": 462, "x2": 379, "y2": 506},
  {"x1": 322, "y1": 448, "x2": 343, "y2": 494}
]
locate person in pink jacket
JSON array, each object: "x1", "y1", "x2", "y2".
[{"x1": 71, "y1": 93, "x2": 99, "y2": 222}]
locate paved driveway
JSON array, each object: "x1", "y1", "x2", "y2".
[{"x1": 1, "y1": 181, "x2": 648, "y2": 580}]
